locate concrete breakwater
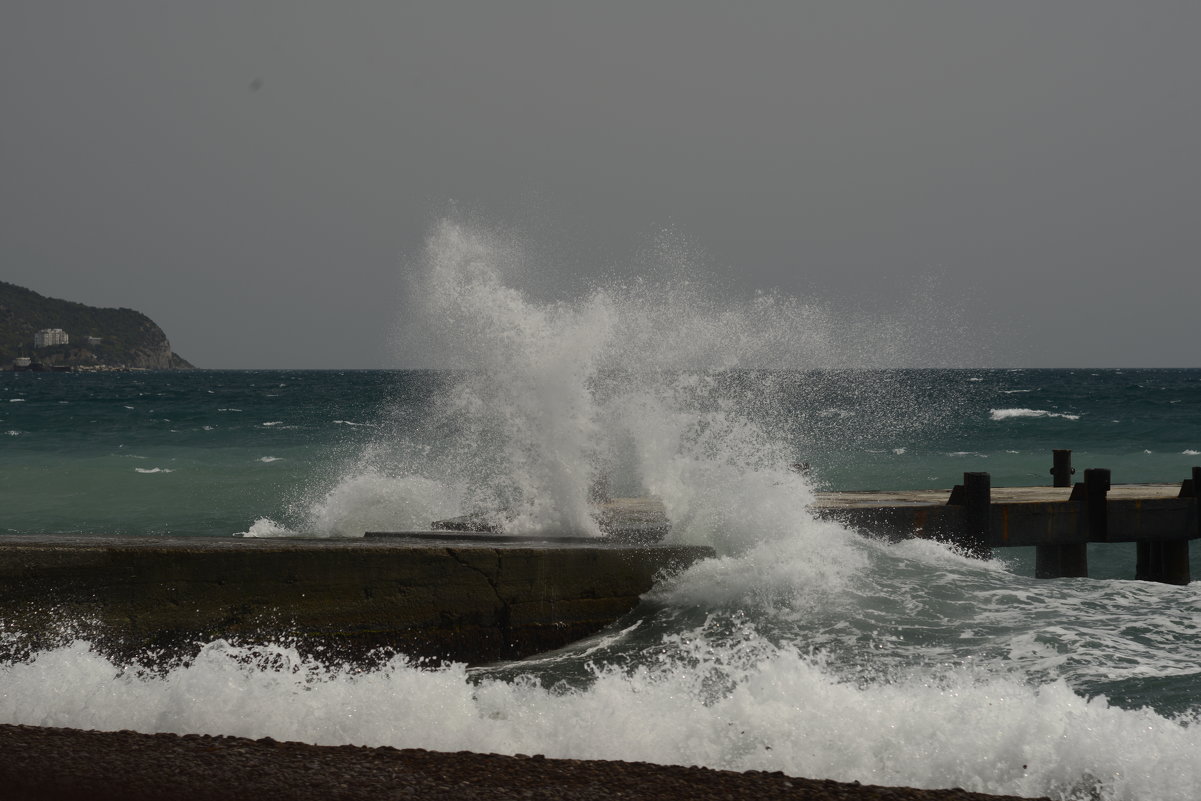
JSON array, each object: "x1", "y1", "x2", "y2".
[{"x1": 0, "y1": 535, "x2": 712, "y2": 665}]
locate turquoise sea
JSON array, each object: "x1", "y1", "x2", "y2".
[{"x1": 4, "y1": 223, "x2": 1201, "y2": 800}]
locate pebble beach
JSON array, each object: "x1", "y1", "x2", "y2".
[{"x1": 0, "y1": 724, "x2": 1048, "y2": 801}]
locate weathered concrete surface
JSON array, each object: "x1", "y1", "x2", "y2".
[{"x1": 0, "y1": 535, "x2": 712, "y2": 665}]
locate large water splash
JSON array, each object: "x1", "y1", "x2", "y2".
[{"x1": 248, "y1": 217, "x2": 965, "y2": 545}]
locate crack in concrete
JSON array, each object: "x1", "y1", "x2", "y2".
[
  {"x1": 444, "y1": 548, "x2": 502, "y2": 600},
  {"x1": 444, "y1": 548, "x2": 510, "y2": 643}
]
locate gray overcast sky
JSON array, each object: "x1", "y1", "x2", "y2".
[{"x1": 2, "y1": 2, "x2": 1198, "y2": 368}]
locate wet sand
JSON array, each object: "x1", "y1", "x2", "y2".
[{"x1": 1, "y1": 724, "x2": 1048, "y2": 801}]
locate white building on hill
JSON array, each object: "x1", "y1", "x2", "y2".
[{"x1": 33, "y1": 328, "x2": 69, "y2": 348}]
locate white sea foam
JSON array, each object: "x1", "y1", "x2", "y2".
[
  {"x1": 1183, "y1": 450, "x2": 1200, "y2": 456},
  {"x1": 2, "y1": 631, "x2": 1199, "y2": 800},
  {"x1": 261, "y1": 421, "x2": 283, "y2": 427},
  {"x1": 258, "y1": 456, "x2": 282, "y2": 463},
  {"x1": 4, "y1": 430, "x2": 19, "y2": 436},
  {"x1": 8, "y1": 399, "x2": 24, "y2": 403},
  {"x1": 134, "y1": 468, "x2": 174, "y2": 474},
  {"x1": 239, "y1": 469, "x2": 461, "y2": 538},
  {"x1": 990, "y1": 408, "x2": 1080, "y2": 421},
  {"x1": 236, "y1": 518, "x2": 298, "y2": 538}
]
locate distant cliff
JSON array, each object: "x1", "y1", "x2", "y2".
[{"x1": 0, "y1": 281, "x2": 194, "y2": 370}]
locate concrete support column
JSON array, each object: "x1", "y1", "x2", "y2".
[
  {"x1": 1037, "y1": 449, "x2": 1088, "y2": 579},
  {"x1": 1138, "y1": 466, "x2": 1198, "y2": 585}
]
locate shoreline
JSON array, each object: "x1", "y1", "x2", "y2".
[{"x1": 0, "y1": 724, "x2": 1049, "y2": 801}]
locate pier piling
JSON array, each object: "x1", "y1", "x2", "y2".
[
  {"x1": 1136, "y1": 467, "x2": 1197, "y2": 585},
  {"x1": 948, "y1": 471, "x2": 992, "y2": 558},
  {"x1": 1037, "y1": 450, "x2": 1088, "y2": 579},
  {"x1": 1082, "y1": 467, "x2": 1111, "y2": 542}
]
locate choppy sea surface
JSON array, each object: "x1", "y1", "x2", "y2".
[{"x1": 4, "y1": 222, "x2": 1201, "y2": 800}]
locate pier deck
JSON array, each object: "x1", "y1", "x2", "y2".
[
  {"x1": 2, "y1": 457, "x2": 1194, "y2": 669},
  {"x1": 813, "y1": 481, "x2": 1196, "y2": 547},
  {"x1": 426, "y1": 462, "x2": 1196, "y2": 585},
  {"x1": 435, "y1": 481, "x2": 1195, "y2": 551},
  {"x1": 817, "y1": 467, "x2": 1200, "y2": 585},
  {"x1": 815, "y1": 482, "x2": 1182, "y2": 508}
]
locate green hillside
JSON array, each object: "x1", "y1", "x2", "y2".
[{"x1": 0, "y1": 281, "x2": 193, "y2": 369}]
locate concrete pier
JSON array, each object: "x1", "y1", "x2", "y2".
[
  {"x1": 0, "y1": 535, "x2": 712, "y2": 665},
  {"x1": 4, "y1": 455, "x2": 1193, "y2": 670},
  {"x1": 428, "y1": 470, "x2": 1200, "y2": 584},
  {"x1": 814, "y1": 472, "x2": 1199, "y2": 584}
]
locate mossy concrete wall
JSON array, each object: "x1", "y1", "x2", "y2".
[{"x1": 0, "y1": 535, "x2": 712, "y2": 665}]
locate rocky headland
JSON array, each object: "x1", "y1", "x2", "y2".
[{"x1": 0, "y1": 281, "x2": 192, "y2": 370}]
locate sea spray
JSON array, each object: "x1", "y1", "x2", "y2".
[{"x1": 249, "y1": 218, "x2": 970, "y2": 540}]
